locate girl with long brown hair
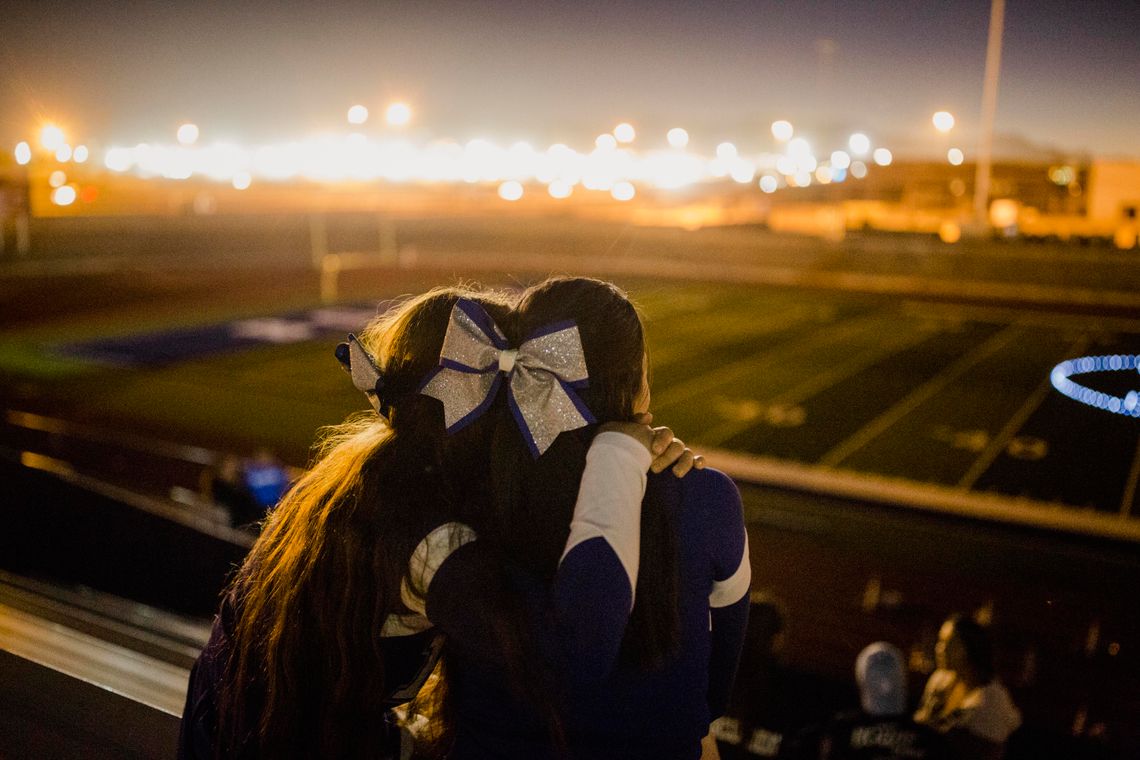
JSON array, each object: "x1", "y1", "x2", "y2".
[
  {"x1": 433, "y1": 277, "x2": 752, "y2": 759},
  {"x1": 178, "y1": 285, "x2": 696, "y2": 759}
]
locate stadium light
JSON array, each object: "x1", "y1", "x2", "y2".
[
  {"x1": 613, "y1": 123, "x2": 636, "y2": 143},
  {"x1": 771, "y1": 120, "x2": 793, "y2": 142},
  {"x1": 177, "y1": 123, "x2": 200, "y2": 145},
  {"x1": 932, "y1": 111, "x2": 955, "y2": 133},
  {"x1": 386, "y1": 102, "x2": 412, "y2": 127},
  {"x1": 14, "y1": 141, "x2": 32, "y2": 165},
  {"x1": 39, "y1": 124, "x2": 66, "y2": 151},
  {"x1": 347, "y1": 105, "x2": 369, "y2": 125},
  {"x1": 666, "y1": 128, "x2": 689, "y2": 149}
]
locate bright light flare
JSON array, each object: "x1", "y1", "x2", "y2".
[
  {"x1": 873, "y1": 148, "x2": 893, "y2": 166},
  {"x1": 51, "y1": 185, "x2": 77, "y2": 206},
  {"x1": 613, "y1": 123, "x2": 636, "y2": 143},
  {"x1": 14, "y1": 141, "x2": 32, "y2": 165},
  {"x1": 55, "y1": 144, "x2": 72, "y2": 162},
  {"x1": 548, "y1": 179, "x2": 573, "y2": 199},
  {"x1": 759, "y1": 175, "x2": 778, "y2": 193},
  {"x1": 232, "y1": 171, "x2": 252, "y2": 190},
  {"x1": 932, "y1": 111, "x2": 955, "y2": 133},
  {"x1": 830, "y1": 150, "x2": 851, "y2": 170},
  {"x1": 611, "y1": 181, "x2": 635, "y2": 201},
  {"x1": 49, "y1": 170, "x2": 67, "y2": 187},
  {"x1": 716, "y1": 142, "x2": 737, "y2": 160},
  {"x1": 771, "y1": 120, "x2": 793, "y2": 142},
  {"x1": 73, "y1": 145, "x2": 89, "y2": 163},
  {"x1": 347, "y1": 105, "x2": 369, "y2": 125},
  {"x1": 40, "y1": 125, "x2": 65, "y2": 151},
  {"x1": 595, "y1": 133, "x2": 618, "y2": 151},
  {"x1": 666, "y1": 128, "x2": 689, "y2": 149},
  {"x1": 947, "y1": 147, "x2": 964, "y2": 166},
  {"x1": 498, "y1": 180, "x2": 523, "y2": 201},
  {"x1": 850, "y1": 161, "x2": 868, "y2": 179},
  {"x1": 848, "y1": 133, "x2": 870, "y2": 156},
  {"x1": 177, "y1": 123, "x2": 200, "y2": 145},
  {"x1": 386, "y1": 102, "x2": 412, "y2": 127}
]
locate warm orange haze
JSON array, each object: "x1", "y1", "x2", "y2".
[{"x1": 2, "y1": 2, "x2": 1139, "y2": 759}]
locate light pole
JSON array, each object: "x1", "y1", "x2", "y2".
[{"x1": 974, "y1": 0, "x2": 1005, "y2": 226}]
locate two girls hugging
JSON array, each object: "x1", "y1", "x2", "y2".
[{"x1": 179, "y1": 276, "x2": 751, "y2": 759}]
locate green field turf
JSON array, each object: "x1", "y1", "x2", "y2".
[{"x1": 2, "y1": 271, "x2": 1138, "y2": 518}]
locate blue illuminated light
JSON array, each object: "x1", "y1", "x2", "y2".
[{"x1": 1050, "y1": 354, "x2": 1140, "y2": 418}]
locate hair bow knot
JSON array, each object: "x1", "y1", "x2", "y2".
[{"x1": 419, "y1": 299, "x2": 595, "y2": 457}]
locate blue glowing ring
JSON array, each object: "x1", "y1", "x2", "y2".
[{"x1": 1050, "y1": 354, "x2": 1140, "y2": 417}]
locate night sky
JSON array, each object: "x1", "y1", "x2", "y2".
[{"x1": 3, "y1": 1, "x2": 1138, "y2": 158}]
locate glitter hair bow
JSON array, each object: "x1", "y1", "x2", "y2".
[
  {"x1": 335, "y1": 334, "x2": 388, "y2": 417},
  {"x1": 418, "y1": 298, "x2": 595, "y2": 457}
]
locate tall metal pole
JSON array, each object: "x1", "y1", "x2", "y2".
[{"x1": 974, "y1": 0, "x2": 1005, "y2": 226}]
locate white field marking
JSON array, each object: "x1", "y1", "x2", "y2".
[
  {"x1": 696, "y1": 322, "x2": 937, "y2": 447},
  {"x1": 1121, "y1": 438, "x2": 1140, "y2": 518},
  {"x1": 819, "y1": 323, "x2": 1026, "y2": 468},
  {"x1": 901, "y1": 300, "x2": 1140, "y2": 334},
  {"x1": 956, "y1": 336, "x2": 1089, "y2": 490},
  {"x1": 702, "y1": 446, "x2": 1140, "y2": 543},
  {"x1": 652, "y1": 311, "x2": 898, "y2": 412}
]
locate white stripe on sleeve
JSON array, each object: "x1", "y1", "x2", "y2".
[
  {"x1": 709, "y1": 533, "x2": 751, "y2": 608},
  {"x1": 560, "y1": 431, "x2": 652, "y2": 605}
]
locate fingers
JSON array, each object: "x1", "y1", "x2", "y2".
[
  {"x1": 650, "y1": 425, "x2": 675, "y2": 455},
  {"x1": 631, "y1": 412, "x2": 654, "y2": 427},
  {"x1": 672, "y1": 450, "x2": 706, "y2": 477},
  {"x1": 650, "y1": 438, "x2": 685, "y2": 473}
]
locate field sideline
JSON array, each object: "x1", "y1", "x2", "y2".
[{"x1": 2, "y1": 263, "x2": 1137, "y2": 537}]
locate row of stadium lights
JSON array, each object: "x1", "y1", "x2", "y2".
[{"x1": 14, "y1": 105, "x2": 966, "y2": 207}]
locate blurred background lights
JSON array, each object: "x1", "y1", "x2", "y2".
[
  {"x1": 14, "y1": 141, "x2": 32, "y2": 165},
  {"x1": 55, "y1": 144, "x2": 73, "y2": 162},
  {"x1": 873, "y1": 148, "x2": 893, "y2": 166},
  {"x1": 595, "y1": 133, "x2": 618, "y2": 151},
  {"x1": 1049, "y1": 165, "x2": 1075, "y2": 186},
  {"x1": 848, "y1": 132, "x2": 870, "y2": 156},
  {"x1": 176, "y1": 123, "x2": 199, "y2": 145},
  {"x1": 385, "y1": 102, "x2": 412, "y2": 127},
  {"x1": 759, "y1": 175, "x2": 778, "y2": 193},
  {"x1": 613, "y1": 123, "x2": 635, "y2": 143},
  {"x1": 716, "y1": 142, "x2": 738, "y2": 160},
  {"x1": 547, "y1": 179, "x2": 573, "y2": 199},
  {"x1": 794, "y1": 170, "x2": 811, "y2": 187},
  {"x1": 232, "y1": 171, "x2": 252, "y2": 190},
  {"x1": 347, "y1": 105, "x2": 369, "y2": 125},
  {"x1": 771, "y1": 120, "x2": 793, "y2": 142},
  {"x1": 611, "y1": 181, "x2": 635, "y2": 201},
  {"x1": 497, "y1": 180, "x2": 523, "y2": 201},
  {"x1": 932, "y1": 111, "x2": 955, "y2": 133},
  {"x1": 666, "y1": 127, "x2": 689, "y2": 149},
  {"x1": 830, "y1": 150, "x2": 851, "y2": 170},
  {"x1": 73, "y1": 145, "x2": 89, "y2": 163},
  {"x1": 51, "y1": 185, "x2": 77, "y2": 206},
  {"x1": 40, "y1": 124, "x2": 65, "y2": 151},
  {"x1": 729, "y1": 162, "x2": 755, "y2": 184},
  {"x1": 815, "y1": 165, "x2": 833, "y2": 184},
  {"x1": 947, "y1": 147, "x2": 964, "y2": 166},
  {"x1": 850, "y1": 161, "x2": 868, "y2": 179},
  {"x1": 49, "y1": 170, "x2": 67, "y2": 188},
  {"x1": 787, "y1": 137, "x2": 811, "y2": 158}
]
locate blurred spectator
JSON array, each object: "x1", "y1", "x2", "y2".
[
  {"x1": 914, "y1": 614, "x2": 1021, "y2": 760},
  {"x1": 714, "y1": 594, "x2": 832, "y2": 759},
  {"x1": 202, "y1": 449, "x2": 290, "y2": 529},
  {"x1": 810, "y1": 642, "x2": 948, "y2": 760}
]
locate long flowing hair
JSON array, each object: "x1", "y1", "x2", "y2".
[
  {"x1": 485, "y1": 276, "x2": 681, "y2": 672},
  {"x1": 216, "y1": 286, "x2": 513, "y2": 758}
]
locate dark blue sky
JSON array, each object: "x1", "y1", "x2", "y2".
[{"x1": 3, "y1": 1, "x2": 1138, "y2": 158}]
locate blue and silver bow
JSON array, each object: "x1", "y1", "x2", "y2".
[
  {"x1": 335, "y1": 334, "x2": 388, "y2": 417},
  {"x1": 418, "y1": 299, "x2": 595, "y2": 457}
]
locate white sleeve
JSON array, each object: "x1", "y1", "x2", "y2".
[
  {"x1": 560, "y1": 431, "x2": 652, "y2": 602},
  {"x1": 709, "y1": 532, "x2": 751, "y2": 608},
  {"x1": 400, "y1": 522, "x2": 477, "y2": 615}
]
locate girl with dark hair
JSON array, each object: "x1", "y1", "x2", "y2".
[
  {"x1": 914, "y1": 613, "x2": 1022, "y2": 759},
  {"x1": 177, "y1": 285, "x2": 696, "y2": 759},
  {"x1": 432, "y1": 277, "x2": 752, "y2": 759}
]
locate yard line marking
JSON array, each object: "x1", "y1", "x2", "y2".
[
  {"x1": 819, "y1": 323, "x2": 1026, "y2": 468},
  {"x1": 696, "y1": 324, "x2": 937, "y2": 447},
  {"x1": 956, "y1": 336, "x2": 1089, "y2": 490},
  {"x1": 1121, "y1": 438, "x2": 1140, "y2": 518},
  {"x1": 901, "y1": 300, "x2": 1140, "y2": 334},
  {"x1": 653, "y1": 311, "x2": 896, "y2": 412}
]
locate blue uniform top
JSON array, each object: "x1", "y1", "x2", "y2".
[{"x1": 432, "y1": 464, "x2": 751, "y2": 760}]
